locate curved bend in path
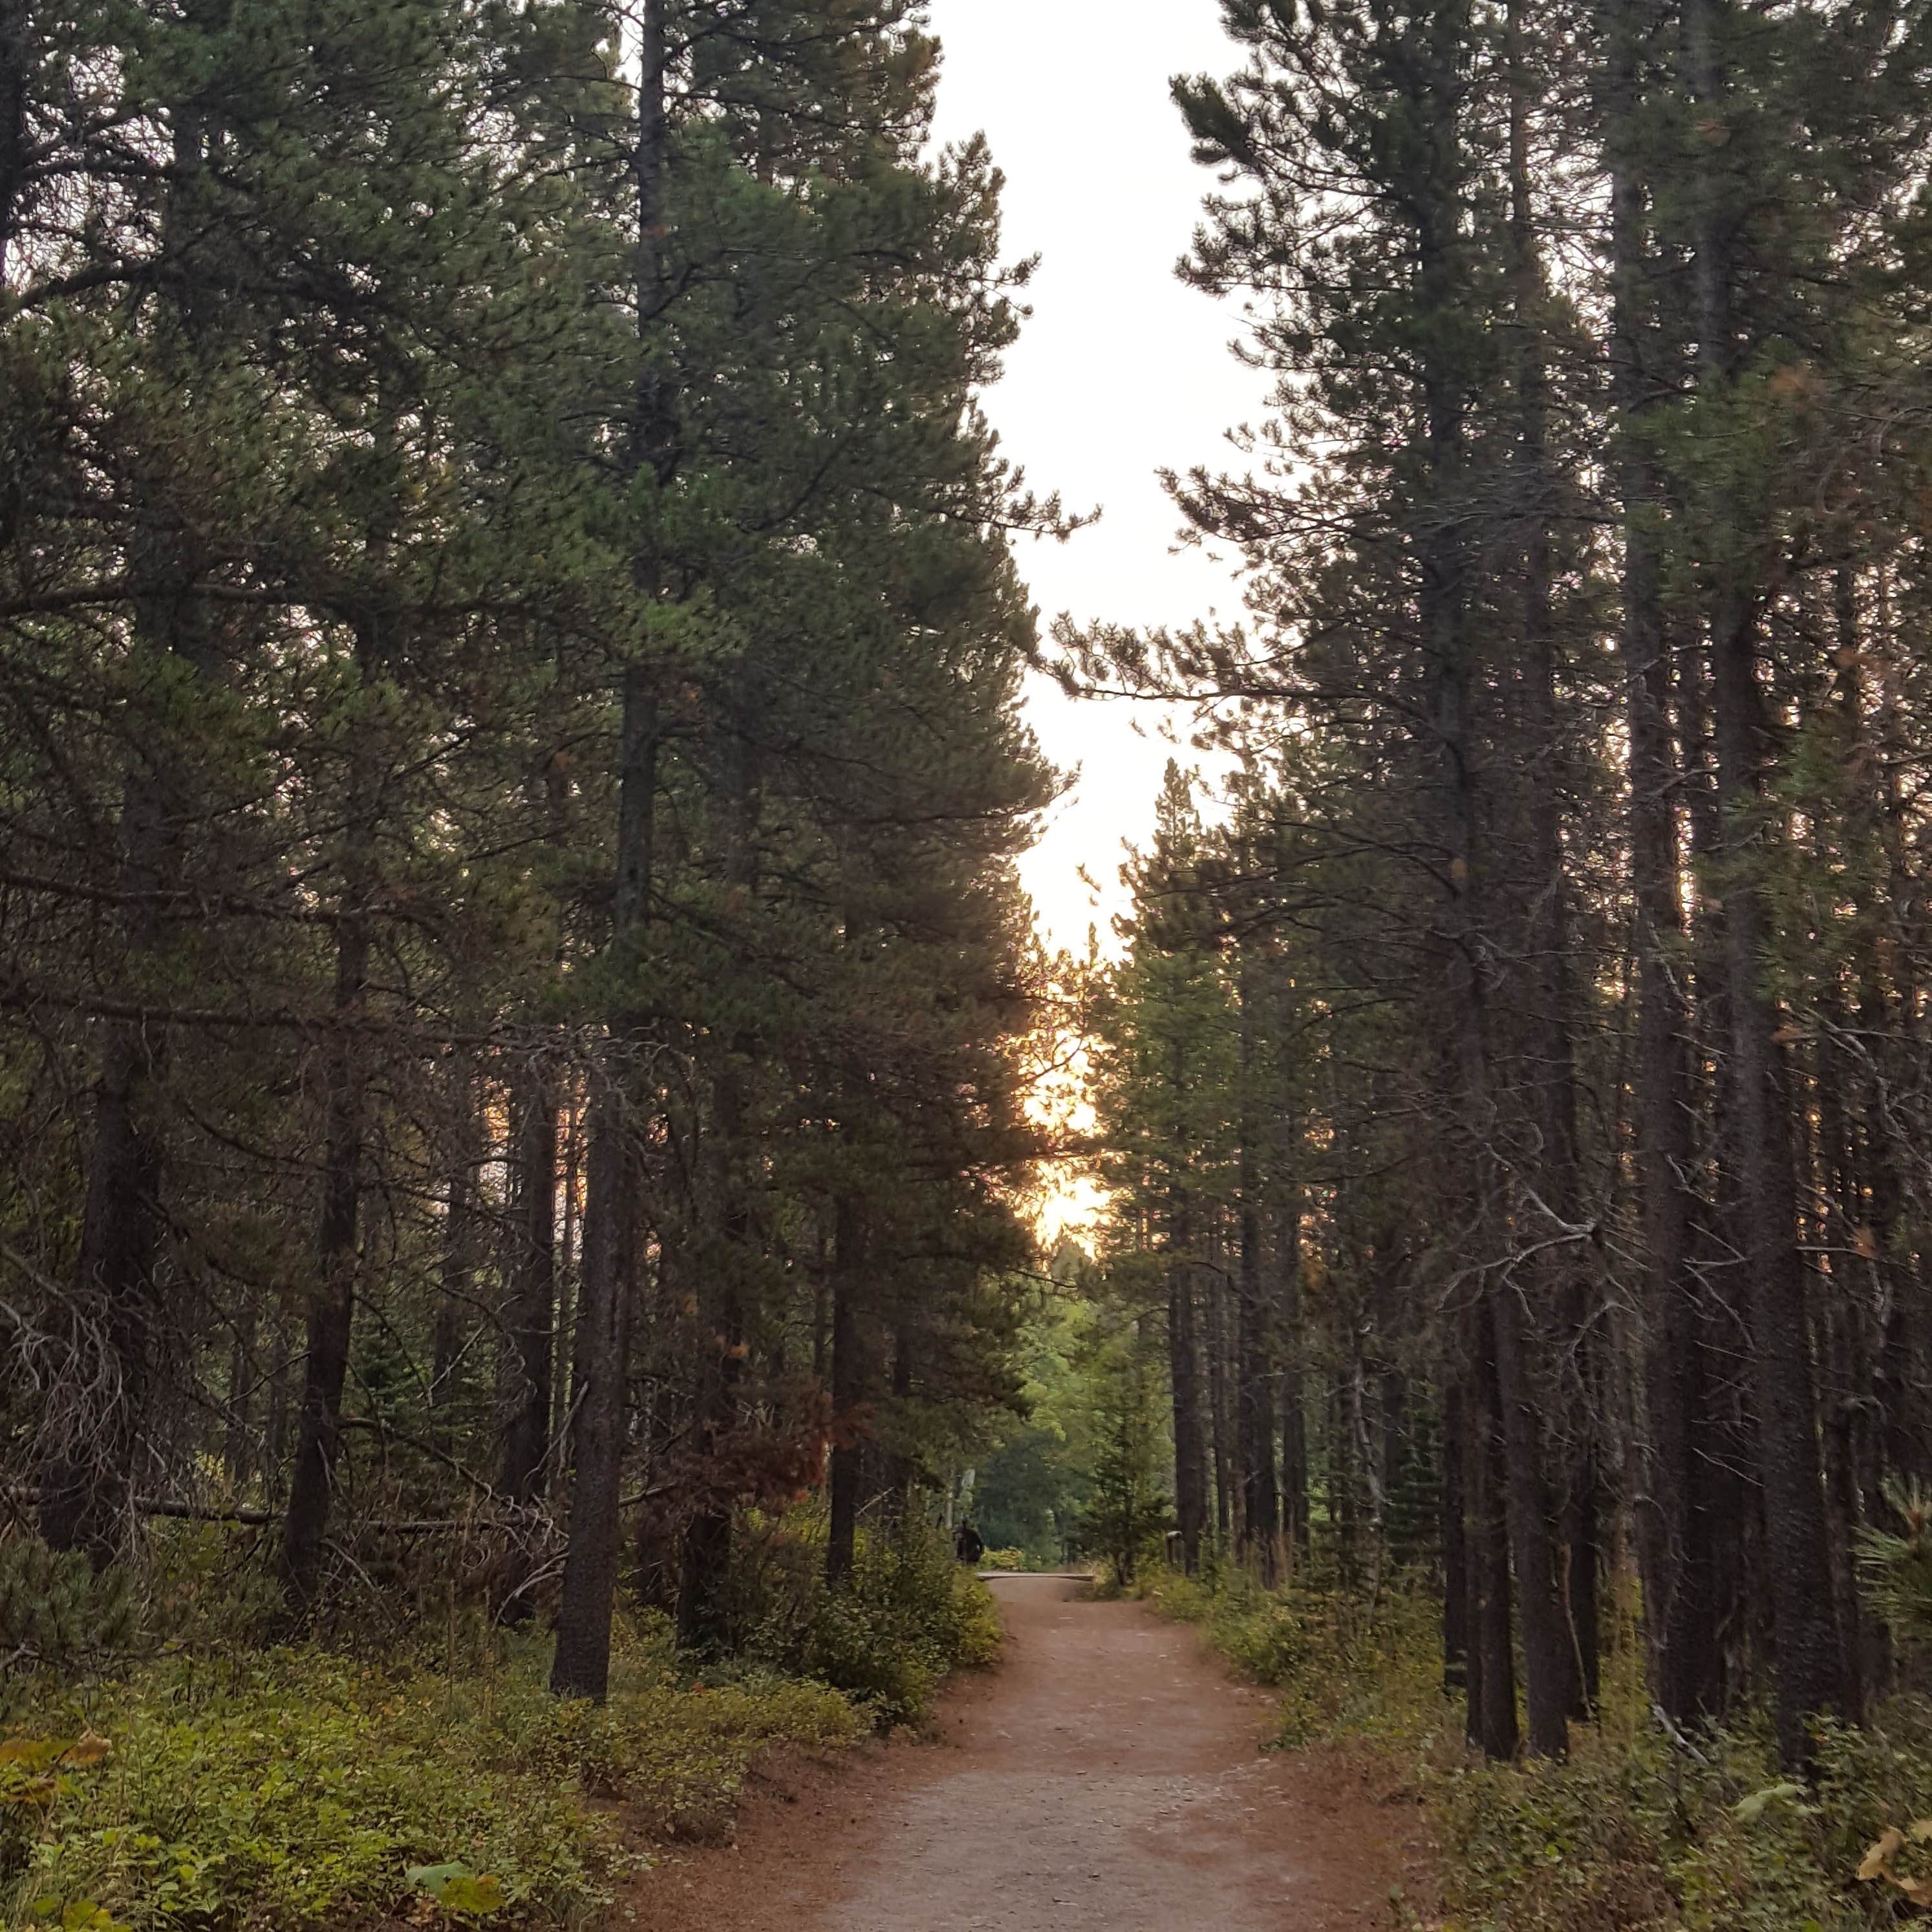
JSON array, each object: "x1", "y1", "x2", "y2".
[{"x1": 640, "y1": 1575, "x2": 1427, "y2": 1932}]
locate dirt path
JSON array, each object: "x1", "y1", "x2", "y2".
[{"x1": 634, "y1": 1576, "x2": 1430, "y2": 1931}]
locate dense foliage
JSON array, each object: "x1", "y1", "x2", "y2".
[
  {"x1": 1073, "y1": 0, "x2": 1932, "y2": 1792},
  {"x1": 0, "y1": 6, "x2": 1055, "y2": 1921},
  {"x1": 0, "y1": 0, "x2": 1055, "y2": 1698},
  {"x1": 0, "y1": 1529, "x2": 998, "y2": 1931},
  {"x1": 1145, "y1": 1540, "x2": 1932, "y2": 1931}
]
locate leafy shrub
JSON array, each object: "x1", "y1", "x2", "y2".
[
  {"x1": 0, "y1": 1508, "x2": 1000, "y2": 1929},
  {"x1": 983, "y1": 1548, "x2": 1027, "y2": 1572},
  {"x1": 795, "y1": 1523, "x2": 1002, "y2": 1726},
  {"x1": 0, "y1": 1617, "x2": 865, "y2": 1931},
  {"x1": 1142, "y1": 1558, "x2": 1932, "y2": 1932},
  {"x1": 1135, "y1": 1560, "x2": 1443, "y2": 1748},
  {"x1": 717, "y1": 1508, "x2": 1002, "y2": 1728},
  {"x1": 1858, "y1": 1478, "x2": 1932, "y2": 1640},
  {"x1": 0, "y1": 1544, "x2": 142, "y2": 1713},
  {"x1": 2, "y1": 1653, "x2": 604, "y2": 1930},
  {"x1": 1432, "y1": 1706, "x2": 1932, "y2": 1932},
  {"x1": 460, "y1": 1623, "x2": 864, "y2": 1840}
]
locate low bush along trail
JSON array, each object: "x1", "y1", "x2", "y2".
[
  {"x1": 1134, "y1": 1549, "x2": 1932, "y2": 1932},
  {"x1": 0, "y1": 1520, "x2": 998, "y2": 1932}
]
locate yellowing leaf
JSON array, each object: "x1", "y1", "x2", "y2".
[
  {"x1": 1860, "y1": 1827, "x2": 1905, "y2": 1880},
  {"x1": 27, "y1": 1900, "x2": 130, "y2": 1932},
  {"x1": 1, "y1": 1774, "x2": 59, "y2": 1810},
  {"x1": 439, "y1": 1874, "x2": 506, "y2": 1918},
  {"x1": 63, "y1": 1732, "x2": 111, "y2": 1768}
]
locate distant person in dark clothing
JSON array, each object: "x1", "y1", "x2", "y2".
[{"x1": 955, "y1": 1521, "x2": 985, "y2": 1565}]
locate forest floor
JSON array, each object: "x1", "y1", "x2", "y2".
[{"x1": 627, "y1": 1575, "x2": 1434, "y2": 1931}]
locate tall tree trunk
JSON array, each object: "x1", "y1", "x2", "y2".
[
  {"x1": 826, "y1": 1196, "x2": 868, "y2": 1589},
  {"x1": 281, "y1": 578, "x2": 391, "y2": 1615},
  {"x1": 1168, "y1": 1191, "x2": 1208, "y2": 1574},
  {"x1": 1236, "y1": 921, "x2": 1281, "y2": 1579},
  {"x1": 497, "y1": 1066, "x2": 557, "y2": 1625},
  {"x1": 1423, "y1": 314, "x2": 1570, "y2": 1756},
  {"x1": 1207, "y1": 1235, "x2": 1232, "y2": 1546},
  {"x1": 1276, "y1": 1197, "x2": 1309, "y2": 1560},
  {"x1": 1491, "y1": 1275, "x2": 1571, "y2": 1756},
  {"x1": 550, "y1": 0, "x2": 671, "y2": 1702},
  {"x1": 1863, "y1": 570, "x2": 1931, "y2": 1486},
  {"x1": 1466, "y1": 1305, "x2": 1520, "y2": 1761},
  {"x1": 279, "y1": 892, "x2": 370, "y2": 1611},
  {"x1": 678, "y1": 713, "x2": 760, "y2": 1647},
  {"x1": 1679, "y1": 650, "x2": 1757, "y2": 1708},
  {"x1": 550, "y1": 1098, "x2": 581, "y2": 1467},
  {"x1": 1600, "y1": 0, "x2": 1720, "y2": 1724},
  {"x1": 1508, "y1": 0, "x2": 1598, "y2": 1719},
  {"x1": 431, "y1": 1055, "x2": 483, "y2": 1428},
  {"x1": 1409, "y1": 4, "x2": 1563, "y2": 1752},
  {"x1": 38, "y1": 760, "x2": 170, "y2": 1560},
  {"x1": 1684, "y1": 0, "x2": 1847, "y2": 1766},
  {"x1": 38, "y1": 85, "x2": 218, "y2": 1560},
  {"x1": 678, "y1": 1060, "x2": 751, "y2": 1647},
  {"x1": 550, "y1": 669, "x2": 654, "y2": 1700},
  {"x1": 502, "y1": 1073, "x2": 558, "y2": 1508}
]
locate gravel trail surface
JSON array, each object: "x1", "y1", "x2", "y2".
[{"x1": 634, "y1": 1574, "x2": 1428, "y2": 1932}]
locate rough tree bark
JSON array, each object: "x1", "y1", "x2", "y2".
[
  {"x1": 1600, "y1": 0, "x2": 1721, "y2": 1724},
  {"x1": 1168, "y1": 1192, "x2": 1209, "y2": 1574},
  {"x1": 38, "y1": 747, "x2": 175, "y2": 1560},
  {"x1": 1465, "y1": 1305, "x2": 1520, "y2": 1761},
  {"x1": 1684, "y1": 0, "x2": 1847, "y2": 1766},
  {"x1": 826, "y1": 1194, "x2": 868, "y2": 1589},
  {"x1": 1507, "y1": 0, "x2": 1598, "y2": 1719},
  {"x1": 550, "y1": 0, "x2": 672, "y2": 1703},
  {"x1": 497, "y1": 1068, "x2": 557, "y2": 1622},
  {"x1": 279, "y1": 855, "x2": 370, "y2": 1611},
  {"x1": 38, "y1": 78, "x2": 217, "y2": 1565}
]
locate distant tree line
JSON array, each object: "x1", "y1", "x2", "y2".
[
  {"x1": 0, "y1": 0, "x2": 1057, "y2": 1700},
  {"x1": 1079, "y1": 0, "x2": 1932, "y2": 1772}
]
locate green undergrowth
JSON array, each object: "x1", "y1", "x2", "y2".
[
  {"x1": 1132, "y1": 1559, "x2": 1446, "y2": 1751},
  {"x1": 729, "y1": 1511, "x2": 1003, "y2": 1727},
  {"x1": 1135, "y1": 1560, "x2": 1932, "y2": 1931},
  {"x1": 1, "y1": 1622, "x2": 857, "y2": 1932},
  {"x1": 1433, "y1": 1699, "x2": 1932, "y2": 1932},
  {"x1": 1, "y1": 1526, "x2": 1001, "y2": 1932}
]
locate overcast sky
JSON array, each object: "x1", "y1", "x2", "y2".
[{"x1": 922, "y1": 1, "x2": 1267, "y2": 956}]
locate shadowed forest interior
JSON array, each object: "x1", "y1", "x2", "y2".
[{"x1": 12, "y1": 1, "x2": 1932, "y2": 1928}]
